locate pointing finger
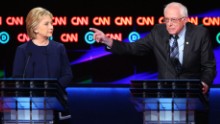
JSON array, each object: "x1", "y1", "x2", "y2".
[{"x1": 89, "y1": 27, "x2": 100, "y2": 32}]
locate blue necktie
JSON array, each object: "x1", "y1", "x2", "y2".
[
  {"x1": 170, "y1": 35, "x2": 182, "y2": 74},
  {"x1": 170, "y1": 35, "x2": 179, "y2": 60}
]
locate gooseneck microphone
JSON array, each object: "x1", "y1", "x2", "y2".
[{"x1": 23, "y1": 52, "x2": 32, "y2": 79}]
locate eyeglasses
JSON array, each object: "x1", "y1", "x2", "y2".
[{"x1": 163, "y1": 17, "x2": 185, "y2": 23}]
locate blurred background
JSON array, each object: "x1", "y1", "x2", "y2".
[
  {"x1": 0, "y1": 0, "x2": 219, "y2": 86},
  {"x1": 1, "y1": 1, "x2": 220, "y2": 124}
]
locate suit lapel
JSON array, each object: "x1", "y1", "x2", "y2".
[
  {"x1": 163, "y1": 33, "x2": 174, "y2": 66},
  {"x1": 182, "y1": 23, "x2": 192, "y2": 67}
]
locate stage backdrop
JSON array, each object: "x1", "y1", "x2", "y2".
[{"x1": 0, "y1": 0, "x2": 219, "y2": 85}]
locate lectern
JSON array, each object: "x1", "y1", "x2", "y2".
[
  {"x1": 0, "y1": 78, "x2": 68, "y2": 124},
  {"x1": 130, "y1": 79, "x2": 208, "y2": 124}
]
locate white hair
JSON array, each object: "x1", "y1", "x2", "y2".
[{"x1": 164, "y1": 2, "x2": 188, "y2": 17}]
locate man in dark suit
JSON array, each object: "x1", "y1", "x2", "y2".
[
  {"x1": 90, "y1": 2, "x2": 216, "y2": 94},
  {"x1": 90, "y1": 2, "x2": 216, "y2": 124}
]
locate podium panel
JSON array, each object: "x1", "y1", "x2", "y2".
[
  {"x1": 130, "y1": 79, "x2": 208, "y2": 124},
  {"x1": 0, "y1": 78, "x2": 68, "y2": 124}
]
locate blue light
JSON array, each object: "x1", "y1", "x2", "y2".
[
  {"x1": 110, "y1": 72, "x2": 157, "y2": 84},
  {"x1": 84, "y1": 31, "x2": 95, "y2": 44},
  {"x1": 70, "y1": 46, "x2": 111, "y2": 65},
  {"x1": 216, "y1": 32, "x2": 220, "y2": 44},
  {"x1": 213, "y1": 47, "x2": 220, "y2": 84},
  {"x1": 66, "y1": 87, "x2": 129, "y2": 98},
  {"x1": 194, "y1": 9, "x2": 220, "y2": 17},
  {"x1": 0, "y1": 31, "x2": 10, "y2": 44},
  {"x1": 128, "y1": 31, "x2": 140, "y2": 42}
]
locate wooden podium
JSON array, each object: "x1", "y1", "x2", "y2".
[
  {"x1": 130, "y1": 79, "x2": 208, "y2": 124},
  {"x1": 0, "y1": 78, "x2": 68, "y2": 124}
]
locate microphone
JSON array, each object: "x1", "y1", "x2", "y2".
[{"x1": 23, "y1": 52, "x2": 32, "y2": 79}]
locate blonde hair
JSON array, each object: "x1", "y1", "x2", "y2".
[
  {"x1": 164, "y1": 2, "x2": 188, "y2": 17},
  {"x1": 25, "y1": 7, "x2": 53, "y2": 39}
]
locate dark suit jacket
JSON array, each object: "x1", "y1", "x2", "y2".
[
  {"x1": 12, "y1": 40, "x2": 73, "y2": 88},
  {"x1": 109, "y1": 22, "x2": 216, "y2": 86}
]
